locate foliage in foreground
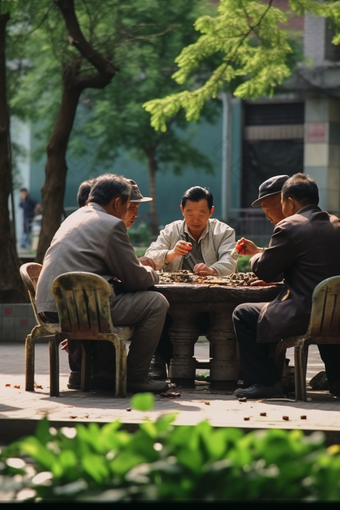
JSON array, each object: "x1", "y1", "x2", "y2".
[{"x1": 1, "y1": 393, "x2": 340, "y2": 502}]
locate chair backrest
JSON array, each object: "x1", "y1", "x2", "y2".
[
  {"x1": 309, "y1": 276, "x2": 340, "y2": 337},
  {"x1": 51, "y1": 272, "x2": 114, "y2": 337},
  {"x1": 19, "y1": 262, "x2": 43, "y2": 323}
]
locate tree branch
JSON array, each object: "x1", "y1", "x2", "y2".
[{"x1": 55, "y1": 0, "x2": 116, "y2": 79}]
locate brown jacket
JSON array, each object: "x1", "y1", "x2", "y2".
[{"x1": 251, "y1": 205, "x2": 340, "y2": 343}]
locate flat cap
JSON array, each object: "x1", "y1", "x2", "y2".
[
  {"x1": 251, "y1": 174, "x2": 289, "y2": 207},
  {"x1": 126, "y1": 179, "x2": 152, "y2": 203}
]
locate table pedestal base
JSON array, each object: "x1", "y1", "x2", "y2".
[{"x1": 155, "y1": 284, "x2": 282, "y2": 388}]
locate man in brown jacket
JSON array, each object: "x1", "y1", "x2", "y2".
[
  {"x1": 36, "y1": 173, "x2": 169, "y2": 394},
  {"x1": 233, "y1": 173, "x2": 340, "y2": 399}
]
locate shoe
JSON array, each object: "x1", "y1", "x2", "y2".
[
  {"x1": 234, "y1": 382, "x2": 284, "y2": 399},
  {"x1": 309, "y1": 371, "x2": 328, "y2": 390},
  {"x1": 328, "y1": 381, "x2": 340, "y2": 396},
  {"x1": 149, "y1": 353, "x2": 168, "y2": 380},
  {"x1": 67, "y1": 371, "x2": 81, "y2": 389},
  {"x1": 127, "y1": 377, "x2": 169, "y2": 394},
  {"x1": 91, "y1": 371, "x2": 115, "y2": 390}
]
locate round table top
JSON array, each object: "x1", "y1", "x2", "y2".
[{"x1": 153, "y1": 282, "x2": 283, "y2": 303}]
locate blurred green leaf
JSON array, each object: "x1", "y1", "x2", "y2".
[
  {"x1": 131, "y1": 392, "x2": 155, "y2": 411},
  {"x1": 109, "y1": 451, "x2": 145, "y2": 477},
  {"x1": 82, "y1": 454, "x2": 110, "y2": 483},
  {"x1": 35, "y1": 416, "x2": 51, "y2": 445}
]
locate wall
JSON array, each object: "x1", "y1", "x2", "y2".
[
  {"x1": 0, "y1": 304, "x2": 36, "y2": 343},
  {"x1": 28, "y1": 107, "x2": 226, "y2": 230}
]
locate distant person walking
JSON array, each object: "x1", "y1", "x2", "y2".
[{"x1": 19, "y1": 188, "x2": 41, "y2": 249}]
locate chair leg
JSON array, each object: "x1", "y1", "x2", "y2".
[
  {"x1": 115, "y1": 340, "x2": 127, "y2": 398},
  {"x1": 294, "y1": 342, "x2": 309, "y2": 401},
  {"x1": 49, "y1": 338, "x2": 60, "y2": 397},
  {"x1": 25, "y1": 334, "x2": 35, "y2": 392},
  {"x1": 273, "y1": 344, "x2": 287, "y2": 380},
  {"x1": 81, "y1": 342, "x2": 92, "y2": 392}
]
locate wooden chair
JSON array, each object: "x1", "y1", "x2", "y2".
[
  {"x1": 275, "y1": 276, "x2": 340, "y2": 401},
  {"x1": 51, "y1": 271, "x2": 134, "y2": 398},
  {"x1": 19, "y1": 263, "x2": 60, "y2": 392}
]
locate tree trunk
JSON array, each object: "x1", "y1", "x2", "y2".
[
  {"x1": 145, "y1": 147, "x2": 159, "y2": 238},
  {"x1": 35, "y1": 0, "x2": 116, "y2": 262},
  {"x1": 36, "y1": 78, "x2": 81, "y2": 263},
  {"x1": 0, "y1": 13, "x2": 28, "y2": 303}
]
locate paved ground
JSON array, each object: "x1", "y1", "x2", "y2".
[{"x1": 1, "y1": 340, "x2": 340, "y2": 445}]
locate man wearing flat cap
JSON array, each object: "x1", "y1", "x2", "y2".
[
  {"x1": 37, "y1": 173, "x2": 169, "y2": 394},
  {"x1": 237, "y1": 174, "x2": 289, "y2": 259},
  {"x1": 60, "y1": 176, "x2": 158, "y2": 387},
  {"x1": 232, "y1": 173, "x2": 340, "y2": 399}
]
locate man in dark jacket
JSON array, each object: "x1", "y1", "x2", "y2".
[
  {"x1": 19, "y1": 188, "x2": 41, "y2": 249},
  {"x1": 233, "y1": 173, "x2": 340, "y2": 399}
]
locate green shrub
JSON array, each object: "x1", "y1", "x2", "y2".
[
  {"x1": 1, "y1": 394, "x2": 340, "y2": 502},
  {"x1": 128, "y1": 223, "x2": 151, "y2": 247},
  {"x1": 237, "y1": 255, "x2": 251, "y2": 273},
  {"x1": 134, "y1": 246, "x2": 147, "y2": 258}
]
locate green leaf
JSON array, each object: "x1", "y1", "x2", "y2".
[
  {"x1": 130, "y1": 392, "x2": 155, "y2": 411},
  {"x1": 35, "y1": 416, "x2": 51, "y2": 445},
  {"x1": 82, "y1": 453, "x2": 110, "y2": 483},
  {"x1": 19, "y1": 437, "x2": 56, "y2": 471},
  {"x1": 109, "y1": 451, "x2": 145, "y2": 477}
]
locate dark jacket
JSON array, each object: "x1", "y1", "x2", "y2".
[{"x1": 251, "y1": 205, "x2": 340, "y2": 343}]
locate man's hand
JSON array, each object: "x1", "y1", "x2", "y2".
[
  {"x1": 139, "y1": 256, "x2": 156, "y2": 270},
  {"x1": 249, "y1": 279, "x2": 277, "y2": 287},
  {"x1": 166, "y1": 241, "x2": 192, "y2": 263},
  {"x1": 193, "y1": 263, "x2": 217, "y2": 276},
  {"x1": 237, "y1": 237, "x2": 262, "y2": 257}
]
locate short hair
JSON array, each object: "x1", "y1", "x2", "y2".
[
  {"x1": 20, "y1": 188, "x2": 28, "y2": 192},
  {"x1": 77, "y1": 178, "x2": 97, "y2": 208},
  {"x1": 282, "y1": 173, "x2": 319, "y2": 206},
  {"x1": 88, "y1": 173, "x2": 131, "y2": 206},
  {"x1": 181, "y1": 186, "x2": 213, "y2": 210}
]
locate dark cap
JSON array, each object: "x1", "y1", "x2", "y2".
[
  {"x1": 126, "y1": 179, "x2": 152, "y2": 203},
  {"x1": 251, "y1": 175, "x2": 289, "y2": 207}
]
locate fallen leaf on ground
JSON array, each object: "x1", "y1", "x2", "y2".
[
  {"x1": 14, "y1": 385, "x2": 20, "y2": 389},
  {"x1": 5, "y1": 384, "x2": 11, "y2": 387}
]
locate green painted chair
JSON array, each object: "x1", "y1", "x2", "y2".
[
  {"x1": 275, "y1": 276, "x2": 340, "y2": 401},
  {"x1": 51, "y1": 271, "x2": 134, "y2": 397}
]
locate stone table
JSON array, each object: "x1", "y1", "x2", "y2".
[{"x1": 154, "y1": 283, "x2": 282, "y2": 388}]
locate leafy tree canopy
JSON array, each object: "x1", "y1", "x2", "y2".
[
  {"x1": 143, "y1": 0, "x2": 340, "y2": 132},
  {"x1": 8, "y1": 0, "x2": 218, "y2": 175},
  {"x1": 80, "y1": 0, "x2": 218, "y2": 176}
]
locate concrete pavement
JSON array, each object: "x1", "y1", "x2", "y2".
[{"x1": 1, "y1": 340, "x2": 340, "y2": 446}]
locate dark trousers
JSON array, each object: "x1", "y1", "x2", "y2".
[
  {"x1": 232, "y1": 303, "x2": 280, "y2": 387},
  {"x1": 40, "y1": 311, "x2": 115, "y2": 374},
  {"x1": 232, "y1": 302, "x2": 340, "y2": 387}
]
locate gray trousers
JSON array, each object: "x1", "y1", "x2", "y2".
[
  {"x1": 111, "y1": 290, "x2": 169, "y2": 381},
  {"x1": 43, "y1": 290, "x2": 169, "y2": 382}
]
